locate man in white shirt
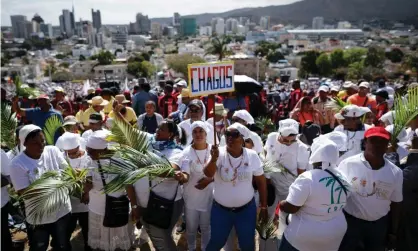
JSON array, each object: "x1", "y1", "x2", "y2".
[
  {"x1": 338, "y1": 127, "x2": 403, "y2": 251},
  {"x1": 1, "y1": 150, "x2": 12, "y2": 250}
]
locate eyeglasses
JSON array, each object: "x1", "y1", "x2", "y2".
[{"x1": 225, "y1": 131, "x2": 241, "y2": 139}]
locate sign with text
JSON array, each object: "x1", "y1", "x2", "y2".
[{"x1": 188, "y1": 61, "x2": 235, "y2": 97}]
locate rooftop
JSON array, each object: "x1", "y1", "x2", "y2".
[{"x1": 288, "y1": 29, "x2": 363, "y2": 34}]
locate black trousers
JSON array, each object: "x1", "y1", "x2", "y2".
[
  {"x1": 1, "y1": 202, "x2": 12, "y2": 251},
  {"x1": 67, "y1": 212, "x2": 90, "y2": 250}
]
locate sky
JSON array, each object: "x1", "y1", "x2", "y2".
[{"x1": 1, "y1": 0, "x2": 298, "y2": 26}]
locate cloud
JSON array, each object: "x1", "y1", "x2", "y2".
[{"x1": 1, "y1": 0, "x2": 297, "y2": 26}]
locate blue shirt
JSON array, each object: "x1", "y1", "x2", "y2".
[
  {"x1": 25, "y1": 107, "x2": 63, "y2": 129},
  {"x1": 223, "y1": 96, "x2": 246, "y2": 113},
  {"x1": 132, "y1": 91, "x2": 159, "y2": 115}
]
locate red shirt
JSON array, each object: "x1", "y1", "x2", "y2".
[
  {"x1": 158, "y1": 95, "x2": 178, "y2": 118},
  {"x1": 288, "y1": 89, "x2": 303, "y2": 111},
  {"x1": 375, "y1": 102, "x2": 389, "y2": 122},
  {"x1": 201, "y1": 95, "x2": 223, "y2": 118}
]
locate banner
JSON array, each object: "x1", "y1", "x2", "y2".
[{"x1": 188, "y1": 61, "x2": 235, "y2": 97}]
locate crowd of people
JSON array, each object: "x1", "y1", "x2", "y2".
[{"x1": 1, "y1": 77, "x2": 418, "y2": 251}]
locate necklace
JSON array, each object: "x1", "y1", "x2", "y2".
[
  {"x1": 345, "y1": 130, "x2": 357, "y2": 151},
  {"x1": 225, "y1": 151, "x2": 243, "y2": 186},
  {"x1": 192, "y1": 144, "x2": 209, "y2": 167}
]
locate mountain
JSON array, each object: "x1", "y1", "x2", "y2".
[{"x1": 151, "y1": 0, "x2": 418, "y2": 26}]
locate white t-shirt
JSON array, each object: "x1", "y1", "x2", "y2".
[
  {"x1": 9, "y1": 146, "x2": 72, "y2": 225},
  {"x1": 284, "y1": 169, "x2": 351, "y2": 251},
  {"x1": 81, "y1": 129, "x2": 93, "y2": 141},
  {"x1": 134, "y1": 148, "x2": 183, "y2": 208},
  {"x1": 334, "y1": 124, "x2": 371, "y2": 165},
  {"x1": 88, "y1": 158, "x2": 127, "y2": 216},
  {"x1": 66, "y1": 151, "x2": 93, "y2": 213},
  {"x1": 1, "y1": 150, "x2": 11, "y2": 208},
  {"x1": 179, "y1": 119, "x2": 218, "y2": 146},
  {"x1": 213, "y1": 147, "x2": 263, "y2": 208},
  {"x1": 337, "y1": 153, "x2": 403, "y2": 221},
  {"x1": 180, "y1": 144, "x2": 214, "y2": 212}
]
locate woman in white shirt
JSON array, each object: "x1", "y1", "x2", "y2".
[
  {"x1": 204, "y1": 123, "x2": 268, "y2": 251},
  {"x1": 1, "y1": 149, "x2": 12, "y2": 250},
  {"x1": 9, "y1": 125, "x2": 72, "y2": 251},
  {"x1": 181, "y1": 121, "x2": 214, "y2": 251},
  {"x1": 279, "y1": 137, "x2": 351, "y2": 251},
  {"x1": 84, "y1": 130, "x2": 137, "y2": 251},
  {"x1": 59, "y1": 132, "x2": 93, "y2": 251}
]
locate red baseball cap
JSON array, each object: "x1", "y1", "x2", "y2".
[
  {"x1": 364, "y1": 127, "x2": 390, "y2": 140},
  {"x1": 37, "y1": 94, "x2": 50, "y2": 100}
]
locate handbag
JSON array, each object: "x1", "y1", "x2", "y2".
[
  {"x1": 98, "y1": 160, "x2": 130, "y2": 228},
  {"x1": 142, "y1": 179, "x2": 179, "y2": 229}
]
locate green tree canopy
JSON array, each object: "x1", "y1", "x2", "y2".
[
  {"x1": 127, "y1": 61, "x2": 155, "y2": 78},
  {"x1": 266, "y1": 50, "x2": 284, "y2": 63},
  {"x1": 59, "y1": 62, "x2": 70, "y2": 68},
  {"x1": 44, "y1": 63, "x2": 57, "y2": 76},
  {"x1": 316, "y1": 53, "x2": 332, "y2": 76},
  {"x1": 166, "y1": 54, "x2": 205, "y2": 77},
  {"x1": 97, "y1": 50, "x2": 115, "y2": 65},
  {"x1": 254, "y1": 41, "x2": 281, "y2": 57},
  {"x1": 343, "y1": 48, "x2": 367, "y2": 65},
  {"x1": 364, "y1": 46, "x2": 386, "y2": 68},
  {"x1": 385, "y1": 48, "x2": 404, "y2": 63},
  {"x1": 55, "y1": 54, "x2": 66, "y2": 60},
  {"x1": 79, "y1": 55, "x2": 86, "y2": 61},
  {"x1": 330, "y1": 49, "x2": 346, "y2": 69},
  {"x1": 205, "y1": 36, "x2": 230, "y2": 60},
  {"x1": 347, "y1": 61, "x2": 365, "y2": 80},
  {"x1": 300, "y1": 50, "x2": 321, "y2": 76}
]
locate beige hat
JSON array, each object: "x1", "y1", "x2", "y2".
[
  {"x1": 210, "y1": 103, "x2": 228, "y2": 116},
  {"x1": 88, "y1": 96, "x2": 109, "y2": 106},
  {"x1": 115, "y1": 94, "x2": 130, "y2": 104},
  {"x1": 359, "y1": 81, "x2": 370, "y2": 89},
  {"x1": 178, "y1": 89, "x2": 191, "y2": 99}
]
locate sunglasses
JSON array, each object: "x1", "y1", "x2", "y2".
[{"x1": 225, "y1": 131, "x2": 241, "y2": 139}]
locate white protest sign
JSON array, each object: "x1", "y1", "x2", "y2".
[{"x1": 188, "y1": 61, "x2": 235, "y2": 97}]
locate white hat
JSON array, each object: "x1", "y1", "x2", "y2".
[
  {"x1": 210, "y1": 103, "x2": 228, "y2": 116},
  {"x1": 19, "y1": 125, "x2": 42, "y2": 151},
  {"x1": 86, "y1": 130, "x2": 109, "y2": 150},
  {"x1": 228, "y1": 123, "x2": 250, "y2": 140},
  {"x1": 359, "y1": 81, "x2": 370, "y2": 89},
  {"x1": 176, "y1": 80, "x2": 187, "y2": 88},
  {"x1": 309, "y1": 139, "x2": 339, "y2": 168},
  {"x1": 315, "y1": 131, "x2": 348, "y2": 152},
  {"x1": 318, "y1": 85, "x2": 329, "y2": 93},
  {"x1": 330, "y1": 86, "x2": 340, "y2": 92},
  {"x1": 278, "y1": 119, "x2": 299, "y2": 137},
  {"x1": 334, "y1": 105, "x2": 369, "y2": 120},
  {"x1": 379, "y1": 111, "x2": 395, "y2": 125},
  {"x1": 191, "y1": 121, "x2": 209, "y2": 134},
  {"x1": 56, "y1": 132, "x2": 81, "y2": 151},
  {"x1": 343, "y1": 81, "x2": 356, "y2": 89},
  {"x1": 385, "y1": 125, "x2": 408, "y2": 142},
  {"x1": 88, "y1": 96, "x2": 109, "y2": 106},
  {"x1": 54, "y1": 86, "x2": 65, "y2": 93},
  {"x1": 232, "y1": 110, "x2": 255, "y2": 124}
]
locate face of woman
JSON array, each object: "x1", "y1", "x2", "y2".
[
  {"x1": 231, "y1": 116, "x2": 247, "y2": 125},
  {"x1": 155, "y1": 122, "x2": 173, "y2": 141},
  {"x1": 86, "y1": 147, "x2": 104, "y2": 160},
  {"x1": 225, "y1": 128, "x2": 243, "y2": 148},
  {"x1": 344, "y1": 117, "x2": 361, "y2": 130},
  {"x1": 192, "y1": 127, "x2": 207, "y2": 144},
  {"x1": 302, "y1": 101, "x2": 312, "y2": 111},
  {"x1": 24, "y1": 132, "x2": 46, "y2": 158},
  {"x1": 244, "y1": 138, "x2": 254, "y2": 149},
  {"x1": 65, "y1": 146, "x2": 81, "y2": 159},
  {"x1": 279, "y1": 134, "x2": 297, "y2": 146},
  {"x1": 145, "y1": 103, "x2": 155, "y2": 115}
]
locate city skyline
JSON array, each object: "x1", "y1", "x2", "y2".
[{"x1": 1, "y1": 0, "x2": 297, "y2": 26}]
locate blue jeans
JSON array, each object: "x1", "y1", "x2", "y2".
[
  {"x1": 29, "y1": 213, "x2": 71, "y2": 251},
  {"x1": 206, "y1": 198, "x2": 256, "y2": 251}
]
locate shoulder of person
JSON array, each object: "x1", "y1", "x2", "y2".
[
  {"x1": 44, "y1": 145, "x2": 63, "y2": 155},
  {"x1": 312, "y1": 96, "x2": 320, "y2": 104},
  {"x1": 384, "y1": 159, "x2": 403, "y2": 175},
  {"x1": 266, "y1": 132, "x2": 279, "y2": 141}
]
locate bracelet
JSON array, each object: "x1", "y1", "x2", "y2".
[{"x1": 260, "y1": 206, "x2": 268, "y2": 210}]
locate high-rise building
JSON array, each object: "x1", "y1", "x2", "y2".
[
  {"x1": 96, "y1": 32, "x2": 104, "y2": 48},
  {"x1": 337, "y1": 21, "x2": 352, "y2": 29},
  {"x1": 239, "y1": 17, "x2": 249, "y2": 26},
  {"x1": 216, "y1": 18, "x2": 225, "y2": 35},
  {"x1": 199, "y1": 26, "x2": 212, "y2": 36},
  {"x1": 11, "y1": 15, "x2": 28, "y2": 38},
  {"x1": 226, "y1": 18, "x2": 237, "y2": 32},
  {"x1": 312, "y1": 16, "x2": 324, "y2": 29},
  {"x1": 40, "y1": 23, "x2": 53, "y2": 37},
  {"x1": 92, "y1": 9, "x2": 102, "y2": 30},
  {"x1": 151, "y1": 22, "x2": 162, "y2": 38},
  {"x1": 25, "y1": 22, "x2": 33, "y2": 37},
  {"x1": 173, "y1": 12, "x2": 180, "y2": 26},
  {"x1": 180, "y1": 17, "x2": 197, "y2": 36},
  {"x1": 259, "y1": 16, "x2": 270, "y2": 30},
  {"x1": 111, "y1": 31, "x2": 128, "y2": 46},
  {"x1": 31, "y1": 14, "x2": 44, "y2": 33},
  {"x1": 60, "y1": 9, "x2": 74, "y2": 36},
  {"x1": 135, "y1": 13, "x2": 151, "y2": 34}
]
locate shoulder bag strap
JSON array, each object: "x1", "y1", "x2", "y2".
[
  {"x1": 148, "y1": 175, "x2": 180, "y2": 201},
  {"x1": 324, "y1": 169, "x2": 348, "y2": 196},
  {"x1": 97, "y1": 160, "x2": 107, "y2": 194},
  {"x1": 362, "y1": 96, "x2": 369, "y2": 107}
]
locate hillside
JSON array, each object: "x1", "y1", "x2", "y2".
[{"x1": 151, "y1": 0, "x2": 418, "y2": 26}]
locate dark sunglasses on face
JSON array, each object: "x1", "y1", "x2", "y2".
[{"x1": 225, "y1": 131, "x2": 241, "y2": 139}]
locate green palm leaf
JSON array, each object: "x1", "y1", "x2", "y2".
[
  {"x1": 262, "y1": 159, "x2": 296, "y2": 178},
  {"x1": 19, "y1": 166, "x2": 88, "y2": 225},
  {"x1": 256, "y1": 218, "x2": 277, "y2": 240},
  {"x1": 1, "y1": 103, "x2": 18, "y2": 151},
  {"x1": 43, "y1": 115, "x2": 63, "y2": 145},
  {"x1": 325, "y1": 97, "x2": 347, "y2": 113},
  {"x1": 393, "y1": 87, "x2": 418, "y2": 143},
  {"x1": 106, "y1": 117, "x2": 149, "y2": 152},
  {"x1": 14, "y1": 76, "x2": 39, "y2": 98}
]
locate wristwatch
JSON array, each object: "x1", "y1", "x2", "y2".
[{"x1": 131, "y1": 205, "x2": 138, "y2": 209}]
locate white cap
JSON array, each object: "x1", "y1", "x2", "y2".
[
  {"x1": 191, "y1": 121, "x2": 209, "y2": 134},
  {"x1": 56, "y1": 132, "x2": 81, "y2": 150},
  {"x1": 330, "y1": 86, "x2": 340, "y2": 92},
  {"x1": 359, "y1": 81, "x2": 370, "y2": 89},
  {"x1": 86, "y1": 130, "x2": 109, "y2": 150},
  {"x1": 343, "y1": 81, "x2": 356, "y2": 89},
  {"x1": 315, "y1": 131, "x2": 348, "y2": 152},
  {"x1": 232, "y1": 110, "x2": 255, "y2": 124},
  {"x1": 318, "y1": 85, "x2": 329, "y2": 93},
  {"x1": 385, "y1": 125, "x2": 408, "y2": 142},
  {"x1": 379, "y1": 111, "x2": 395, "y2": 125},
  {"x1": 176, "y1": 80, "x2": 187, "y2": 88},
  {"x1": 228, "y1": 123, "x2": 250, "y2": 140},
  {"x1": 334, "y1": 105, "x2": 370, "y2": 120},
  {"x1": 278, "y1": 119, "x2": 299, "y2": 137},
  {"x1": 309, "y1": 139, "x2": 339, "y2": 168}
]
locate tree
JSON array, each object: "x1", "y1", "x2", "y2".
[
  {"x1": 385, "y1": 48, "x2": 404, "y2": 63},
  {"x1": 266, "y1": 51, "x2": 284, "y2": 63},
  {"x1": 316, "y1": 53, "x2": 332, "y2": 76},
  {"x1": 205, "y1": 36, "x2": 230, "y2": 61},
  {"x1": 21, "y1": 41, "x2": 32, "y2": 51},
  {"x1": 79, "y1": 55, "x2": 86, "y2": 61},
  {"x1": 300, "y1": 50, "x2": 321, "y2": 76},
  {"x1": 347, "y1": 61, "x2": 365, "y2": 80},
  {"x1": 127, "y1": 61, "x2": 155, "y2": 78},
  {"x1": 22, "y1": 57, "x2": 30, "y2": 65},
  {"x1": 330, "y1": 49, "x2": 346, "y2": 69},
  {"x1": 166, "y1": 54, "x2": 205, "y2": 77},
  {"x1": 141, "y1": 52, "x2": 151, "y2": 61},
  {"x1": 344, "y1": 48, "x2": 367, "y2": 65},
  {"x1": 97, "y1": 50, "x2": 115, "y2": 65},
  {"x1": 44, "y1": 63, "x2": 57, "y2": 76},
  {"x1": 114, "y1": 49, "x2": 123, "y2": 56},
  {"x1": 59, "y1": 62, "x2": 70, "y2": 68},
  {"x1": 364, "y1": 46, "x2": 386, "y2": 68},
  {"x1": 254, "y1": 41, "x2": 280, "y2": 57},
  {"x1": 55, "y1": 54, "x2": 66, "y2": 60}
]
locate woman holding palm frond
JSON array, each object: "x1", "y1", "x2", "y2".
[
  {"x1": 9, "y1": 125, "x2": 72, "y2": 251},
  {"x1": 279, "y1": 137, "x2": 351, "y2": 251}
]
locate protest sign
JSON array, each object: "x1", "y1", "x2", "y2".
[{"x1": 188, "y1": 61, "x2": 235, "y2": 97}]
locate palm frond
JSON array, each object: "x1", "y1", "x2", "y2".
[
  {"x1": 256, "y1": 218, "x2": 277, "y2": 240},
  {"x1": 19, "y1": 166, "x2": 88, "y2": 225},
  {"x1": 14, "y1": 76, "x2": 39, "y2": 98},
  {"x1": 325, "y1": 97, "x2": 347, "y2": 113},
  {"x1": 262, "y1": 159, "x2": 296, "y2": 178},
  {"x1": 43, "y1": 115, "x2": 63, "y2": 145},
  {"x1": 106, "y1": 117, "x2": 149, "y2": 152},
  {"x1": 393, "y1": 87, "x2": 418, "y2": 143},
  {"x1": 1, "y1": 103, "x2": 18, "y2": 151},
  {"x1": 100, "y1": 146, "x2": 175, "y2": 193}
]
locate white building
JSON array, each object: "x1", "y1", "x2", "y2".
[
  {"x1": 111, "y1": 31, "x2": 128, "y2": 46},
  {"x1": 312, "y1": 17, "x2": 324, "y2": 29},
  {"x1": 260, "y1": 16, "x2": 270, "y2": 30},
  {"x1": 237, "y1": 25, "x2": 247, "y2": 35},
  {"x1": 72, "y1": 44, "x2": 99, "y2": 57},
  {"x1": 337, "y1": 21, "x2": 352, "y2": 29},
  {"x1": 199, "y1": 26, "x2": 212, "y2": 36},
  {"x1": 211, "y1": 17, "x2": 224, "y2": 35},
  {"x1": 126, "y1": 40, "x2": 136, "y2": 51},
  {"x1": 69, "y1": 60, "x2": 97, "y2": 79},
  {"x1": 96, "y1": 32, "x2": 104, "y2": 48},
  {"x1": 226, "y1": 18, "x2": 239, "y2": 33},
  {"x1": 151, "y1": 22, "x2": 162, "y2": 38},
  {"x1": 178, "y1": 43, "x2": 205, "y2": 55},
  {"x1": 216, "y1": 19, "x2": 225, "y2": 35},
  {"x1": 94, "y1": 64, "x2": 127, "y2": 79},
  {"x1": 288, "y1": 29, "x2": 364, "y2": 41}
]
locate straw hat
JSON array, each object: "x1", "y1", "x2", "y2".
[
  {"x1": 88, "y1": 96, "x2": 109, "y2": 106},
  {"x1": 210, "y1": 103, "x2": 228, "y2": 116},
  {"x1": 115, "y1": 94, "x2": 130, "y2": 104}
]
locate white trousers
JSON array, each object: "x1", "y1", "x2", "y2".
[{"x1": 185, "y1": 207, "x2": 211, "y2": 251}]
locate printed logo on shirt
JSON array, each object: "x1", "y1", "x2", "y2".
[
  {"x1": 319, "y1": 174, "x2": 349, "y2": 213},
  {"x1": 351, "y1": 177, "x2": 376, "y2": 198},
  {"x1": 374, "y1": 180, "x2": 391, "y2": 200}
]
